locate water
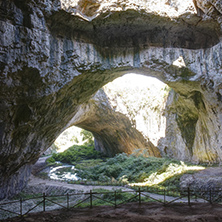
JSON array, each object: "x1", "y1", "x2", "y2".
[{"x1": 48, "y1": 163, "x2": 80, "y2": 181}]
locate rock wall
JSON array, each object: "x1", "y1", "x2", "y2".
[
  {"x1": 101, "y1": 74, "x2": 168, "y2": 147},
  {"x1": 69, "y1": 88, "x2": 160, "y2": 157},
  {"x1": 0, "y1": 0, "x2": 222, "y2": 198}
]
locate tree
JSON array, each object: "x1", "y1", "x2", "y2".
[{"x1": 80, "y1": 129, "x2": 94, "y2": 146}]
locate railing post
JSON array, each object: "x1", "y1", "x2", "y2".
[
  {"x1": 187, "y1": 187, "x2": 191, "y2": 206},
  {"x1": 209, "y1": 189, "x2": 212, "y2": 204},
  {"x1": 20, "y1": 198, "x2": 23, "y2": 216},
  {"x1": 164, "y1": 189, "x2": 166, "y2": 205},
  {"x1": 43, "y1": 193, "x2": 46, "y2": 211},
  {"x1": 67, "y1": 193, "x2": 69, "y2": 209},
  {"x1": 139, "y1": 188, "x2": 141, "y2": 205},
  {"x1": 90, "y1": 190, "x2": 93, "y2": 208},
  {"x1": 114, "y1": 191, "x2": 117, "y2": 208}
]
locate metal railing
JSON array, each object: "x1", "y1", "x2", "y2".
[{"x1": 1, "y1": 187, "x2": 222, "y2": 220}]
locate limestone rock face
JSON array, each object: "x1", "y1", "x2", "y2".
[
  {"x1": 0, "y1": 0, "x2": 222, "y2": 198},
  {"x1": 69, "y1": 89, "x2": 160, "y2": 157},
  {"x1": 101, "y1": 75, "x2": 168, "y2": 147}
]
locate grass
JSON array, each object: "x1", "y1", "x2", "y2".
[
  {"x1": 75, "y1": 159, "x2": 105, "y2": 169},
  {"x1": 46, "y1": 145, "x2": 105, "y2": 165},
  {"x1": 12, "y1": 192, "x2": 42, "y2": 200},
  {"x1": 38, "y1": 172, "x2": 49, "y2": 179},
  {"x1": 46, "y1": 145, "x2": 205, "y2": 192},
  {"x1": 75, "y1": 153, "x2": 204, "y2": 189},
  {"x1": 74, "y1": 188, "x2": 150, "y2": 208}
]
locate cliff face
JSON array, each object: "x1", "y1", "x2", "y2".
[
  {"x1": 102, "y1": 75, "x2": 168, "y2": 146},
  {"x1": 70, "y1": 88, "x2": 160, "y2": 157},
  {"x1": 0, "y1": 0, "x2": 222, "y2": 199}
]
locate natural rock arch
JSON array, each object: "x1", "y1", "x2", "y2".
[
  {"x1": 65, "y1": 78, "x2": 164, "y2": 157},
  {"x1": 1, "y1": 0, "x2": 222, "y2": 199}
]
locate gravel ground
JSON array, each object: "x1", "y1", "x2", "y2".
[{"x1": 2, "y1": 202, "x2": 222, "y2": 222}]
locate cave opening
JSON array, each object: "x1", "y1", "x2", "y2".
[
  {"x1": 42, "y1": 73, "x2": 171, "y2": 183},
  {"x1": 48, "y1": 73, "x2": 170, "y2": 157}
]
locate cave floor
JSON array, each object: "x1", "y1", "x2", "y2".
[{"x1": 2, "y1": 202, "x2": 222, "y2": 222}]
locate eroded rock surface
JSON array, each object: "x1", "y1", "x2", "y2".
[
  {"x1": 69, "y1": 88, "x2": 160, "y2": 157},
  {"x1": 0, "y1": 0, "x2": 222, "y2": 199}
]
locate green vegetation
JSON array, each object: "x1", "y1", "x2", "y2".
[
  {"x1": 75, "y1": 153, "x2": 200, "y2": 190},
  {"x1": 80, "y1": 129, "x2": 94, "y2": 146},
  {"x1": 75, "y1": 159, "x2": 104, "y2": 169},
  {"x1": 76, "y1": 153, "x2": 166, "y2": 183},
  {"x1": 38, "y1": 172, "x2": 50, "y2": 179},
  {"x1": 47, "y1": 144, "x2": 204, "y2": 190},
  {"x1": 75, "y1": 188, "x2": 149, "y2": 208},
  {"x1": 47, "y1": 145, "x2": 105, "y2": 165},
  {"x1": 12, "y1": 192, "x2": 42, "y2": 200}
]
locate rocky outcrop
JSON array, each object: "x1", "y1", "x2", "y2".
[
  {"x1": 101, "y1": 74, "x2": 168, "y2": 147},
  {"x1": 0, "y1": 0, "x2": 222, "y2": 198},
  {"x1": 180, "y1": 167, "x2": 222, "y2": 191},
  {"x1": 69, "y1": 88, "x2": 160, "y2": 157},
  {"x1": 158, "y1": 42, "x2": 222, "y2": 163}
]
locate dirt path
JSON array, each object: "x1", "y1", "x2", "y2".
[
  {"x1": 3, "y1": 202, "x2": 222, "y2": 222},
  {"x1": 28, "y1": 174, "x2": 207, "y2": 204},
  {"x1": 28, "y1": 174, "x2": 133, "y2": 193}
]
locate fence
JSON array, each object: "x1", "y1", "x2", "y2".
[{"x1": 1, "y1": 187, "x2": 222, "y2": 220}]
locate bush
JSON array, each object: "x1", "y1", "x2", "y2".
[
  {"x1": 75, "y1": 159, "x2": 104, "y2": 169},
  {"x1": 47, "y1": 145, "x2": 104, "y2": 164},
  {"x1": 47, "y1": 147, "x2": 201, "y2": 190},
  {"x1": 80, "y1": 129, "x2": 94, "y2": 146},
  {"x1": 90, "y1": 189, "x2": 146, "y2": 205},
  {"x1": 75, "y1": 153, "x2": 201, "y2": 190},
  {"x1": 76, "y1": 154, "x2": 169, "y2": 183},
  {"x1": 46, "y1": 156, "x2": 56, "y2": 164}
]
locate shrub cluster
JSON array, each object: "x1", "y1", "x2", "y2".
[
  {"x1": 76, "y1": 153, "x2": 179, "y2": 184},
  {"x1": 47, "y1": 145, "x2": 200, "y2": 190},
  {"x1": 47, "y1": 145, "x2": 104, "y2": 165}
]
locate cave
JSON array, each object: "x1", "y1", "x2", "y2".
[{"x1": 1, "y1": 0, "x2": 222, "y2": 199}]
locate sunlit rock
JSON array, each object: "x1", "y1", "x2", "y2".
[
  {"x1": 102, "y1": 74, "x2": 168, "y2": 147},
  {"x1": 67, "y1": 84, "x2": 161, "y2": 157}
]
